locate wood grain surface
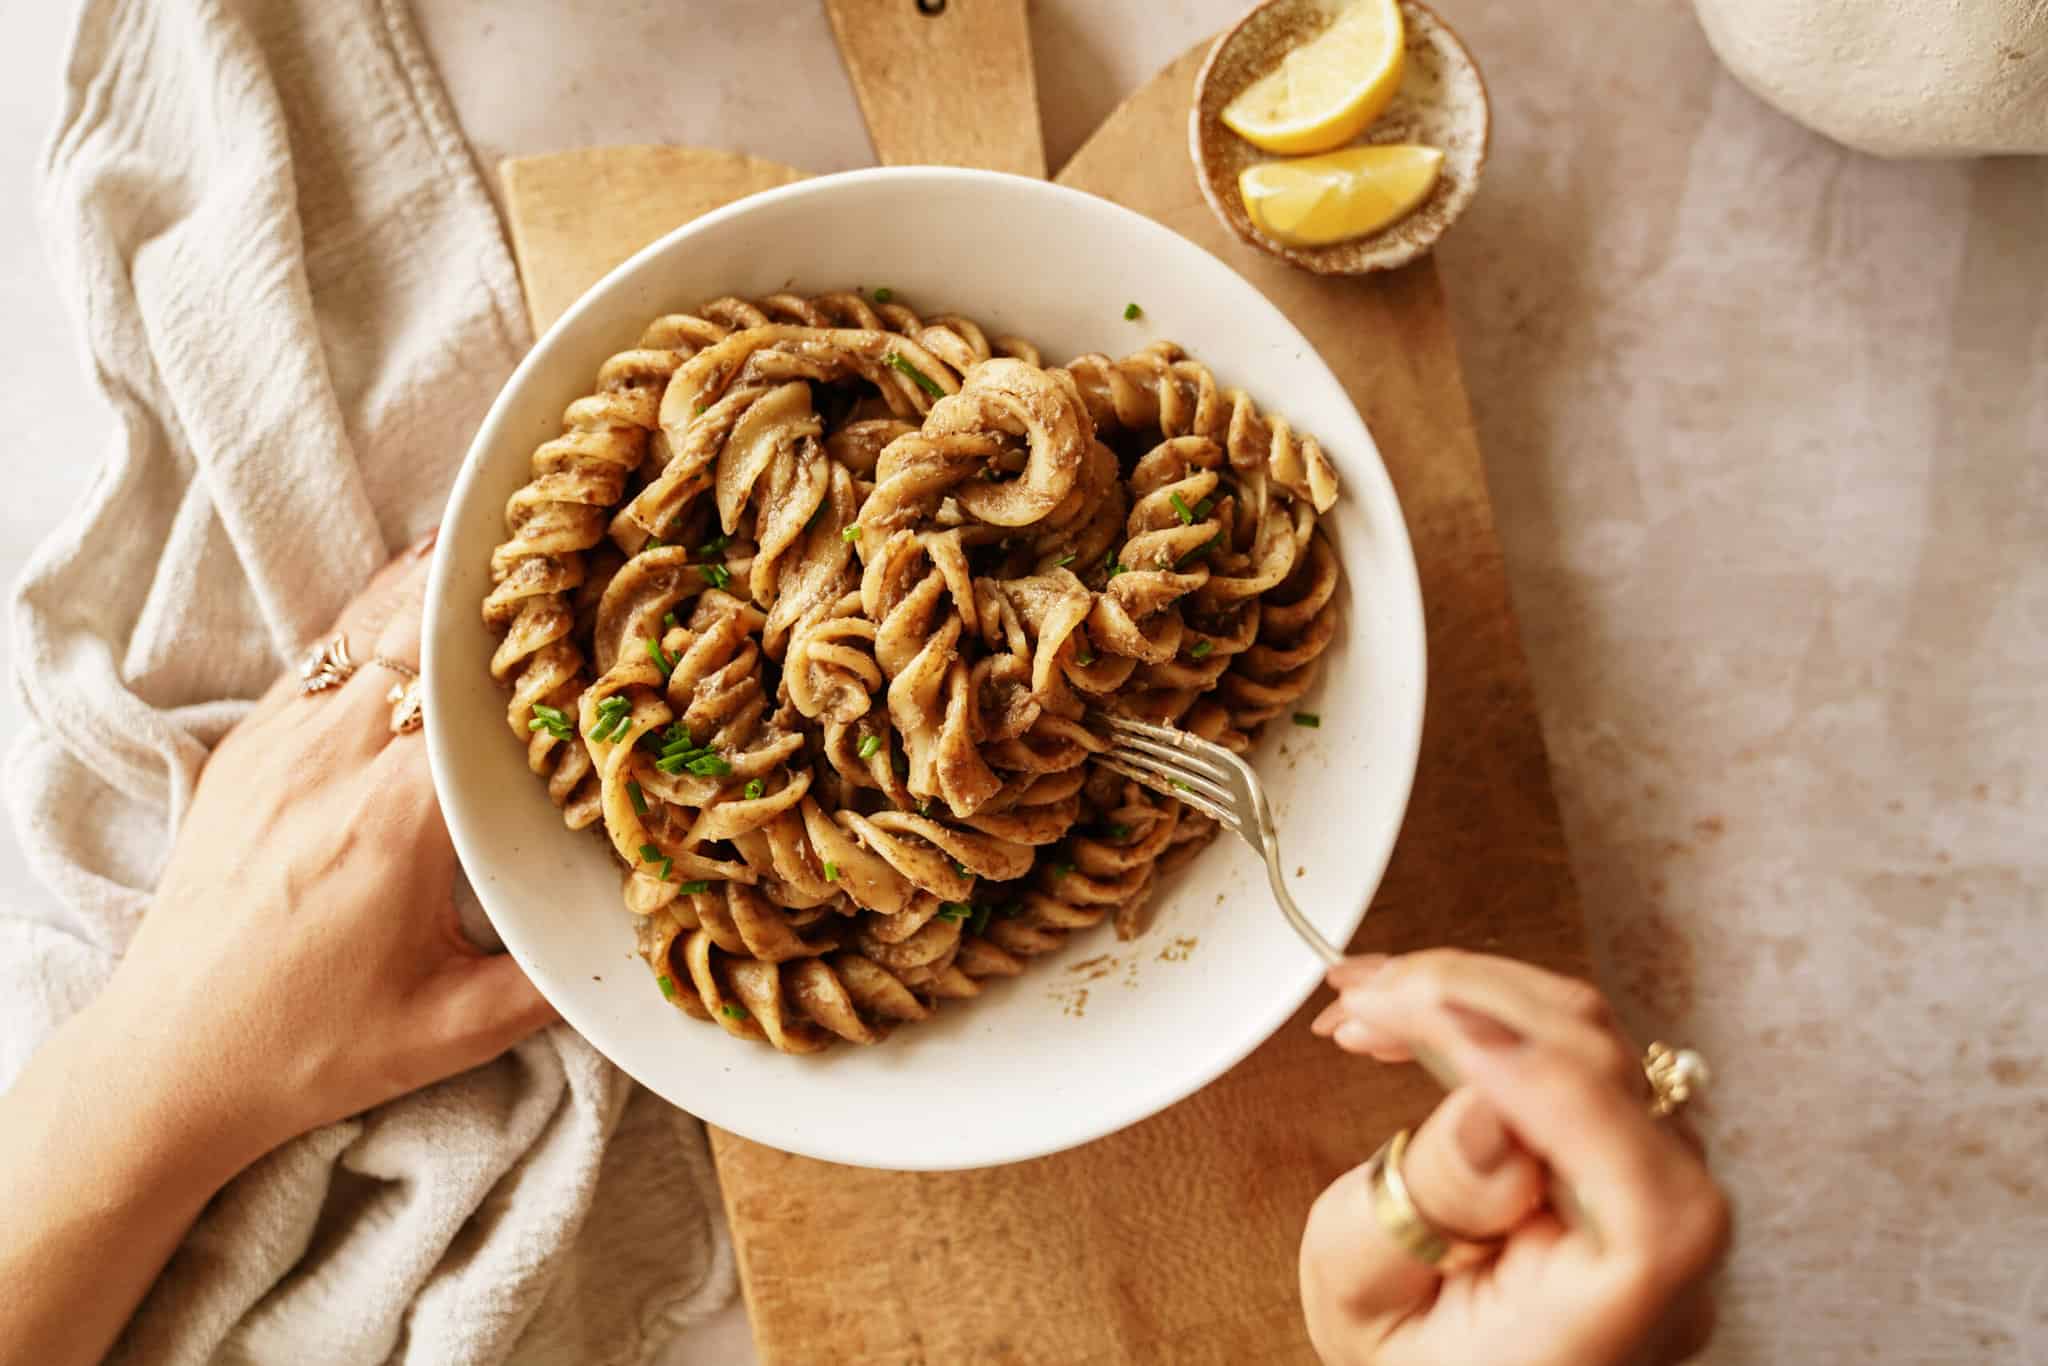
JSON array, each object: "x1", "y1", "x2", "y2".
[
  {"x1": 823, "y1": 0, "x2": 1045, "y2": 178},
  {"x1": 498, "y1": 38, "x2": 1585, "y2": 1366}
]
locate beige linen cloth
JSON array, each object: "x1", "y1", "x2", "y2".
[{"x1": 3, "y1": 0, "x2": 731, "y2": 1361}]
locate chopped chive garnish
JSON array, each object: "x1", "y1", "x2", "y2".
[
  {"x1": 686, "y1": 752, "x2": 733, "y2": 777},
  {"x1": 1105, "y1": 554, "x2": 1127, "y2": 579},
  {"x1": 1052, "y1": 552, "x2": 1076, "y2": 567},
  {"x1": 1169, "y1": 778, "x2": 1192, "y2": 793},
  {"x1": 936, "y1": 902, "x2": 970, "y2": 922},
  {"x1": 1104, "y1": 823, "x2": 1132, "y2": 839},
  {"x1": 697, "y1": 562, "x2": 731, "y2": 591},
  {"x1": 645, "y1": 537, "x2": 665, "y2": 551},
  {"x1": 1170, "y1": 492, "x2": 1197, "y2": 525},
  {"x1": 626, "y1": 780, "x2": 648, "y2": 815},
  {"x1": 968, "y1": 905, "x2": 991, "y2": 936},
  {"x1": 655, "y1": 755, "x2": 687, "y2": 774},
  {"x1": 646, "y1": 638, "x2": 674, "y2": 676},
  {"x1": 657, "y1": 973, "x2": 678, "y2": 1000},
  {"x1": 595, "y1": 711, "x2": 631, "y2": 742},
  {"x1": 693, "y1": 402, "x2": 706, "y2": 416},
  {"x1": 1076, "y1": 648, "x2": 1095, "y2": 666},
  {"x1": 858, "y1": 734, "x2": 883, "y2": 759},
  {"x1": 883, "y1": 351, "x2": 945, "y2": 399},
  {"x1": 638, "y1": 843, "x2": 661, "y2": 863},
  {"x1": 1292, "y1": 712, "x2": 1321, "y2": 729},
  {"x1": 528, "y1": 703, "x2": 573, "y2": 741},
  {"x1": 1194, "y1": 497, "x2": 1215, "y2": 518},
  {"x1": 823, "y1": 861, "x2": 840, "y2": 882},
  {"x1": 657, "y1": 857, "x2": 673, "y2": 882},
  {"x1": 698, "y1": 533, "x2": 730, "y2": 556},
  {"x1": 662, "y1": 611, "x2": 678, "y2": 631},
  {"x1": 842, "y1": 524, "x2": 862, "y2": 542},
  {"x1": 1050, "y1": 862, "x2": 1074, "y2": 879},
  {"x1": 721, "y1": 1003, "x2": 749, "y2": 1020},
  {"x1": 744, "y1": 778, "x2": 765, "y2": 800},
  {"x1": 677, "y1": 879, "x2": 712, "y2": 894},
  {"x1": 1189, "y1": 640, "x2": 1213, "y2": 659},
  {"x1": 872, "y1": 287, "x2": 894, "y2": 303},
  {"x1": 1123, "y1": 302, "x2": 1142, "y2": 321}
]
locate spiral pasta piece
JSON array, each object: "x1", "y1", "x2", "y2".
[
  {"x1": 482, "y1": 293, "x2": 1347, "y2": 1050},
  {"x1": 1063, "y1": 341, "x2": 1340, "y2": 513}
]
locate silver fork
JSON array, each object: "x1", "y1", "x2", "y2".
[{"x1": 1088, "y1": 710, "x2": 1343, "y2": 964}]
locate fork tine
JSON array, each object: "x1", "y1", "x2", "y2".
[
  {"x1": 1101, "y1": 745, "x2": 1235, "y2": 806},
  {"x1": 1092, "y1": 711, "x2": 1202, "y2": 748},
  {"x1": 1095, "y1": 756, "x2": 1241, "y2": 829},
  {"x1": 1100, "y1": 730, "x2": 1233, "y2": 783}
]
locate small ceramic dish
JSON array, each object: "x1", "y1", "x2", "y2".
[{"x1": 1192, "y1": 0, "x2": 1492, "y2": 275}]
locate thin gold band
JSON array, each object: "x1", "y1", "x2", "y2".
[{"x1": 1364, "y1": 1128, "x2": 1502, "y2": 1273}]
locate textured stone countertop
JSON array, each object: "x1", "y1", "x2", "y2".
[{"x1": 3, "y1": 2, "x2": 2041, "y2": 1361}]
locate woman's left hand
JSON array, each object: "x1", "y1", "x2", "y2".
[
  {"x1": 0, "y1": 546, "x2": 556, "y2": 1366},
  {"x1": 115, "y1": 546, "x2": 557, "y2": 1155}
]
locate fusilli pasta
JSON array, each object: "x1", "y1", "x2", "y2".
[{"x1": 483, "y1": 292, "x2": 1342, "y2": 1051}]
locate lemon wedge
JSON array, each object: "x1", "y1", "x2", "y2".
[
  {"x1": 1220, "y1": 0, "x2": 1407, "y2": 155},
  {"x1": 1239, "y1": 145, "x2": 1445, "y2": 247}
]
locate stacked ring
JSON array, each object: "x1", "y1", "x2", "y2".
[{"x1": 294, "y1": 632, "x2": 422, "y2": 733}]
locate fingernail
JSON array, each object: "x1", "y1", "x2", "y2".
[
  {"x1": 1445, "y1": 1002, "x2": 1521, "y2": 1049},
  {"x1": 412, "y1": 526, "x2": 440, "y2": 558},
  {"x1": 1310, "y1": 1001, "x2": 1345, "y2": 1036},
  {"x1": 1333, "y1": 1020, "x2": 1375, "y2": 1051},
  {"x1": 1455, "y1": 1102, "x2": 1510, "y2": 1174},
  {"x1": 1325, "y1": 953, "x2": 1388, "y2": 988}
]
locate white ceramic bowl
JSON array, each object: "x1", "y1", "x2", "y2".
[{"x1": 423, "y1": 167, "x2": 1425, "y2": 1171}]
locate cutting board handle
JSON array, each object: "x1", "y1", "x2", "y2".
[{"x1": 824, "y1": 0, "x2": 1045, "y2": 178}]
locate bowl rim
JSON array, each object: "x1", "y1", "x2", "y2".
[{"x1": 422, "y1": 164, "x2": 1428, "y2": 1169}]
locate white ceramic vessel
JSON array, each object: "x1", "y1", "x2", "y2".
[{"x1": 422, "y1": 167, "x2": 1426, "y2": 1171}]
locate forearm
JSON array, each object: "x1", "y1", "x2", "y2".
[{"x1": 0, "y1": 997, "x2": 279, "y2": 1366}]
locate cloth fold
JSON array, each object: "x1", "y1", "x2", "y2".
[{"x1": 3, "y1": 0, "x2": 731, "y2": 1360}]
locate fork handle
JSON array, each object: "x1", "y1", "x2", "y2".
[{"x1": 1259, "y1": 834, "x2": 1346, "y2": 965}]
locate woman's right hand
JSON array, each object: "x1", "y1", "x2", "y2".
[{"x1": 1299, "y1": 951, "x2": 1730, "y2": 1366}]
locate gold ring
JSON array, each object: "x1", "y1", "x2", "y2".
[
  {"x1": 1644, "y1": 1041, "x2": 1709, "y2": 1119},
  {"x1": 368, "y1": 656, "x2": 423, "y2": 733},
  {"x1": 298, "y1": 634, "x2": 356, "y2": 693},
  {"x1": 384, "y1": 678, "x2": 424, "y2": 734},
  {"x1": 1363, "y1": 1128, "x2": 1502, "y2": 1273}
]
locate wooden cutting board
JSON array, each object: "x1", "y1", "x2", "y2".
[{"x1": 499, "y1": 15, "x2": 1586, "y2": 1364}]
